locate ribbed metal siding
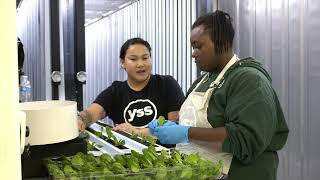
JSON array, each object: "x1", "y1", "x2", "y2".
[
  {"x1": 16, "y1": 0, "x2": 51, "y2": 101},
  {"x1": 219, "y1": 0, "x2": 320, "y2": 179},
  {"x1": 84, "y1": 0, "x2": 197, "y2": 108}
]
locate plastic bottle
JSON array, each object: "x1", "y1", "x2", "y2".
[{"x1": 20, "y1": 75, "x2": 32, "y2": 102}]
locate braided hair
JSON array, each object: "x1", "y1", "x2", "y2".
[{"x1": 192, "y1": 10, "x2": 235, "y2": 55}]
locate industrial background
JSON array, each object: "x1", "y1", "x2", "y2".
[{"x1": 16, "y1": 0, "x2": 320, "y2": 179}]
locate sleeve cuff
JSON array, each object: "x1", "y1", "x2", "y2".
[{"x1": 222, "y1": 123, "x2": 236, "y2": 153}]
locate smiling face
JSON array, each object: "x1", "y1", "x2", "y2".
[
  {"x1": 191, "y1": 25, "x2": 219, "y2": 72},
  {"x1": 121, "y1": 44, "x2": 152, "y2": 84}
]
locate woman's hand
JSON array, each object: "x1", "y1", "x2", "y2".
[
  {"x1": 113, "y1": 122, "x2": 136, "y2": 134},
  {"x1": 78, "y1": 119, "x2": 86, "y2": 132},
  {"x1": 113, "y1": 123, "x2": 157, "y2": 139}
]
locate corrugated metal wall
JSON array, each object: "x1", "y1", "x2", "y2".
[
  {"x1": 219, "y1": 0, "x2": 320, "y2": 179},
  {"x1": 16, "y1": 0, "x2": 52, "y2": 101},
  {"x1": 15, "y1": 0, "x2": 320, "y2": 178},
  {"x1": 84, "y1": 0, "x2": 198, "y2": 108}
]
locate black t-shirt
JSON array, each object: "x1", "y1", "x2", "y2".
[{"x1": 94, "y1": 74, "x2": 185, "y2": 127}]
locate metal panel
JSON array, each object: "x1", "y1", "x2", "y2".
[
  {"x1": 172, "y1": 0, "x2": 178, "y2": 80},
  {"x1": 165, "y1": 0, "x2": 170, "y2": 76},
  {"x1": 160, "y1": 0, "x2": 165, "y2": 75},
  {"x1": 177, "y1": 0, "x2": 183, "y2": 90},
  {"x1": 219, "y1": 0, "x2": 320, "y2": 179},
  {"x1": 191, "y1": 0, "x2": 198, "y2": 82},
  {"x1": 84, "y1": 0, "x2": 198, "y2": 110},
  {"x1": 185, "y1": 0, "x2": 191, "y2": 92},
  {"x1": 43, "y1": 0, "x2": 52, "y2": 100},
  {"x1": 61, "y1": 0, "x2": 73, "y2": 101},
  {"x1": 168, "y1": 0, "x2": 174, "y2": 76},
  {"x1": 307, "y1": 0, "x2": 320, "y2": 178},
  {"x1": 16, "y1": 0, "x2": 51, "y2": 101}
]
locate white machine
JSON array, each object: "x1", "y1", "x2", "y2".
[{"x1": 19, "y1": 100, "x2": 84, "y2": 178}]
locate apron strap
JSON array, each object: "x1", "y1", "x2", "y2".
[
  {"x1": 209, "y1": 54, "x2": 239, "y2": 88},
  {"x1": 192, "y1": 72, "x2": 210, "y2": 93}
]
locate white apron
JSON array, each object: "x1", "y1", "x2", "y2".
[{"x1": 177, "y1": 55, "x2": 239, "y2": 174}]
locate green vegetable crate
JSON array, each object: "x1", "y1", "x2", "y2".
[
  {"x1": 45, "y1": 147, "x2": 227, "y2": 180},
  {"x1": 46, "y1": 122, "x2": 227, "y2": 179}
]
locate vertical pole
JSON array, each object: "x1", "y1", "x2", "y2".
[
  {"x1": 74, "y1": 0, "x2": 85, "y2": 110},
  {"x1": 50, "y1": 0, "x2": 61, "y2": 100}
]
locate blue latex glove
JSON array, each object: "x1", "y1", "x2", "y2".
[
  {"x1": 153, "y1": 124, "x2": 191, "y2": 144},
  {"x1": 148, "y1": 119, "x2": 177, "y2": 134}
]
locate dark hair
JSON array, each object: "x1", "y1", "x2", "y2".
[
  {"x1": 119, "y1": 38, "x2": 152, "y2": 59},
  {"x1": 192, "y1": 10, "x2": 234, "y2": 54}
]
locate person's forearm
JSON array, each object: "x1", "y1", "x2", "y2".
[
  {"x1": 79, "y1": 110, "x2": 94, "y2": 127},
  {"x1": 79, "y1": 110, "x2": 104, "y2": 127},
  {"x1": 188, "y1": 127, "x2": 228, "y2": 144}
]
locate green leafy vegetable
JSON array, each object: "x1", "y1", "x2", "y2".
[
  {"x1": 85, "y1": 132, "x2": 90, "y2": 140},
  {"x1": 144, "y1": 136, "x2": 156, "y2": 146},
  {"x1": 47, "y1": 162, "x2": 65, "y2": 178},
  {"x1": 158, "y1": 115, "x2": 167, "y2": 126},
  {"x1": 111, "y1": 135, "x2": 125, "y2": 147},
  {"x1": 161, "y1": 149, "x2": 168, "y2": 158},
  {"x1": 70, "y1": 153, "x2": 85, "y2": 170},
  {"x1": 114, "y1": 155, "x2": 127, "y2": 166},
  {"x1": 128, "y1": 158, "x2": 140, "y2": 173},
  {"x1": 103, "y1": 166, "x2": 113, "y2": 175},
  {"x1": 130, "y1": 132, "x2": 156, "y2": 147},
  {"x1": 100, "y1": 154, "x2": 113, "y2": 164},
  {"x1": 179, "y1": 166, "x2": 193, "y2": 179},
  {"x1": 63, "y1": 165, "x2": 77, "y2": 176},
  {"x1": 131, "y1": 132, "x2": 139, "y2": 139},
  {"x1": 104, "y1": 126, "x2": 113, "y2": 140},
  {"x1": 94, "y1": 129, "x2": 103, "y2": 139},
  {"x1": 112, "y1": 162, "x2": 126, "y2": 174}
]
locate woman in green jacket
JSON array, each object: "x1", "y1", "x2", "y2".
[{"x1": 148, "y1": 10, "x2": 289, "y2": 180}]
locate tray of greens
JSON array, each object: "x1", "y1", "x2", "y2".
[{"x1": 45, "y1": 146, "x2": 227, "y2": 180}]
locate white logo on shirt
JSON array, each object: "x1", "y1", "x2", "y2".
[{"x1": 123, "y1": 99, "x2": 157, "y2": 128}]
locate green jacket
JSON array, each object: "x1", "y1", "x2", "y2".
[{"x1": 188, "y1": 57, "x2": 289, "y2": 180}]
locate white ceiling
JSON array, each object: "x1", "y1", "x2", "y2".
[{"x1": 85, "y1": 0, "x2": 134, "y2": 25}]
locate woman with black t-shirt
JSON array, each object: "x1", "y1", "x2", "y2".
[{"x1": 78, "y1": 38, "x2": 185, "y2": 139}]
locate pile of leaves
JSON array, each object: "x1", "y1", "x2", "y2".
[{"x1": 47, "y1": 147, "x2": 223, "y2": 180}]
